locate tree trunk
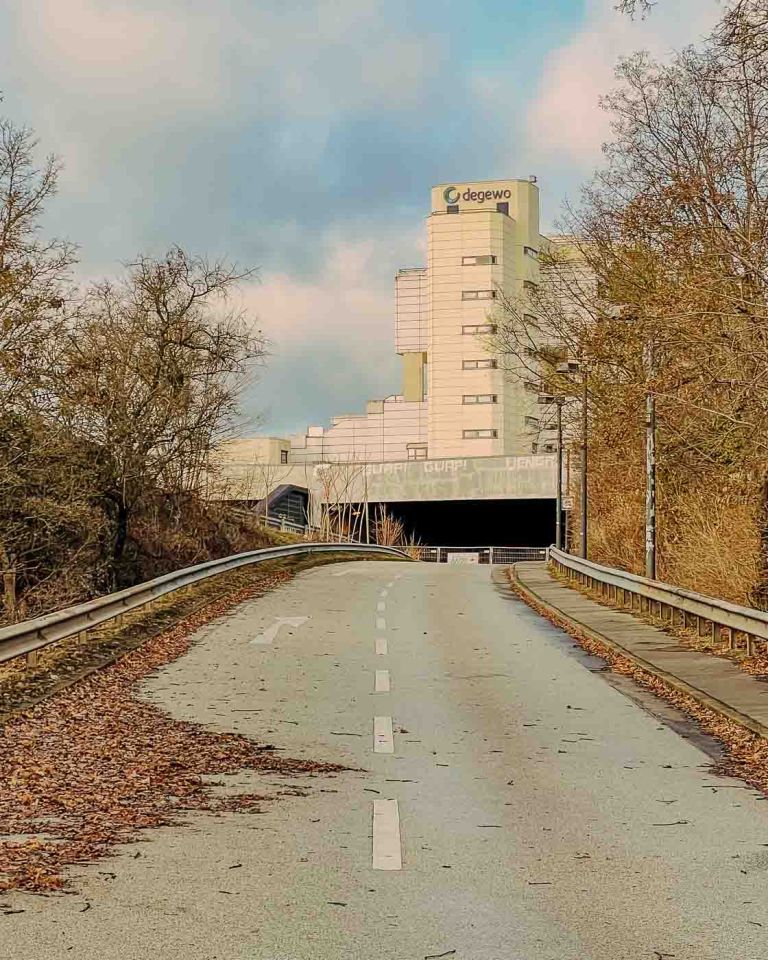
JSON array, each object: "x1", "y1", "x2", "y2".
[
  {"x1": 0, "y1": 543, "x2": 17, "y2": 621},
  {"x1": 113, "y1": 499, "x2": 129, "y2": 564}
]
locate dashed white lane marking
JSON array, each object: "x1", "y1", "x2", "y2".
[
  {"x1": 373, "y1": 715, "x2": 394, "y2": 753},
  {"x1": 376, "y1": 617, "x2": 387, "y2": 631},
  {"x1": 375, "y1": 636, "x2": 388, "y2": 655},
  {"x1": 377, "y1": 600, "x2": 386, "y2": 613},
  {"x1": 251, "y1": 616, "x2": 309, "y2": 645},
  {"x1": 372, "y1": 800, "x2": 402, "y2": 870},
  {"x1": 374, "y1": 669, "x2": 391, "y2": 693}
]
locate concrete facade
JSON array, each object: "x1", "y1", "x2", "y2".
[
  {"x1": 214, "y1": 454, "x2": 556, "y2": 511},
  {"x1": 216, "y1": 178, "x2": 560, "y2": 506}
]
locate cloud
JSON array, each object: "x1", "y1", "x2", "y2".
[
  {"x1": 237, "y1": 226, "x2": 422, "y2": 434},
  {"x1": 525, "y1": 0, "x2": 723, "y2": 167},
  {"x1": 1, "y1": 0, "x2": 727, "y2": 437},
  {"x1": 14, "y1": 0, "x2": 223, "y2": 110}
]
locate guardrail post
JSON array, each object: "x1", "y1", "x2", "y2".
[
  {"x1": 26, "y1": 649, "x2": 38, "y2": 669},
  {"x1": 726, "y1": 626, "x2": 734, "y2": 650},
  {"x1": 746, "y1": 634, "x2": 755, "y2": 656}
]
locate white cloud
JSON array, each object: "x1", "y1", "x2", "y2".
[
  {"x1": 15, "y1": 0, "x2": 224, "y2": 108},
  {"x1": 235, "y1": 224, "x2": 422, "y2": 432},
  {"x1": 9, "y1": 0, "x2": 439, "y2": 125},
  {"x1": 243, "y1": 220, "x2": 421, "y2": 355},
  {"x1": 525, "y1": 0, "x2": 723, "y2": 167}
]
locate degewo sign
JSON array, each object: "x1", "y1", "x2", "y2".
[{"x1": 433, "y1": 180, "x2": 519, "y2": 213}]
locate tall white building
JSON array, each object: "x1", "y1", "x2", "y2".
[{"x1": 285, "y1": 177, "x2": 547, "y2": 464}]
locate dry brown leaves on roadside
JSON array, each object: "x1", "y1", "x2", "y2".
[
  {"x1": 509, "y1": 573, "x2": 768, "y2": 797},
  {"x1": 0, "y1": 570, "x2": 345, "y2": 893}
]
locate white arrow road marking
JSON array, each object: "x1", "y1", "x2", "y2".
[
  {"x1": 375, "y1": 669, "x2": 390, "y2": 693},
  {"x1": 251, "y1": 616, "x2": 309, "y2": 645},
  {"x1": 375, "y1": 637, "x2": 388, "y2": 655},
  {"x1": 372, "y1": 800, "x2": 402, "y2": 870},
  {"x1": 380, "y1": 589, "x2": 388, "y2": 598},
  {"x1": 373, "y1": 715, "x2": 394, "y2": 753}
]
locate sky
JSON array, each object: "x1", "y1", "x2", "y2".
[{"x1": 0, "y1": 0, "x2": 722, "y2": 437}]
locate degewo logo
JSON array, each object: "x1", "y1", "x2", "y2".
[{"x1": 442, "y1": 184, "x2": 512, "y2": 206}]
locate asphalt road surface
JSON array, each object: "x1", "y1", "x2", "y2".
[{"x1": 6, "y1": 561, "x2": 768, "y2": 960}]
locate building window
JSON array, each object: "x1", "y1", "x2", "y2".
[
  {"x1": 541, "y1": 442, "x2": 558, "y2": 453},
  {"x1": 447, "y1": 204, "x2": 459, "y2": 214},
  {"x1": 280, "y1": 450, "x2": 289, "y2": 464},
  {"x1": 463, "y1": 429, "x2": 498, "y2": 439},
  {"x1": 496, "y1": 202, "x2": 509, "y2": 215},
  {"x1": 524, "y1": 415, "x2": 540, "y2": 428},
  {"x1": 524, "y1": 246, "x2": 538, "y2": 259},
  {"x1": 407, "y1": 445, "x2": 428, "y2": 460},
  {"x1": 462, "y1": 394, "x2": 498, "y2": 404},
  {"x1": 462, "y1": 324, "x2": 497, "y2": 335},
  {"x1": 462, "y1": 289, "x2": 496, "y2": 300},
  {"x1": 462, "y1": 255, "x2": 497, "y2": 266},
  {"x1": 531, "y1": 442, "x2": 539, "y2": 453},
  {"x1": 463, "y1": 358, "x2": 497, "y2": 369},
  {"x1": 523, "y1": 280, "x2": 538, "y2": 291}
]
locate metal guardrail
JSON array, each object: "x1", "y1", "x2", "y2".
[
  {"x1": 548, "y1": 546, "x2": 768, "y2": 655},
  {"x1": 413, "y1": 546, "x2": 547, "y2": 565},
  {"x1": 0, "y1": 542, "x2": 410, "y2": 668}
]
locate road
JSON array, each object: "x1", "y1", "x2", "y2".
[{"x1": 7, "y1": 561, "x2": 768, "y2": 960}]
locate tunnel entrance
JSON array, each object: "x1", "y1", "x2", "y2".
[{"x1": 369, "y1": 498, "x2": 556, "y2": 547}]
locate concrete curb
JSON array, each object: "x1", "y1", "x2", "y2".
[{"x1": 510, "y1": 563, "x2": 768, "y2": 743}]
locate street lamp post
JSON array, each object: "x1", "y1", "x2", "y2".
[
  {"x1": 556, "y1": 398, "x2": 564, "y2": 550},
  {"x1": 553, "y1": 359, "x2": 585, "y2": 556},
  {"x1": 538, "y1": 391, "x2": 566, "y2": 551},
  {"x1": 580, "y1": 368, "x2": 588, "y2": 559},
  {"x1": 644, "y1": 341, "x2": 657, "y2": 580}
]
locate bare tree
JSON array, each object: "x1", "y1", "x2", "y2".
[
  {"x1": 0, "y1": 112, "x2": 83, "y2": 614},
  {"x1": 616, "y1": 0, "x2": 656, "y2": 17},
  {"x1": 496, "y1": 0, "x2": 768, "y2": 602},
  {"x1": 0, "y1": 116, "x2": 75, "y2": 409},
  {"x1": 58, "y1": 247, "x2": 266, "y2": 570}
]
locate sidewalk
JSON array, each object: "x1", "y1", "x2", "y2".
[{"x1": 514, "y1": 561, "x2": 768, "y2": 738}]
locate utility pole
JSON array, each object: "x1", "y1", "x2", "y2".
[
  {"x1": 538, "y1": 390, "x2": 566, "y2": 550},
  {"x1": 644, "y1": 341, "x2": 657, "y2": 580},
  {"x1": 580, "y1": 368, "x2": 588, "y2": 559},
  {"x1": 556, "y1": 398, "x2": 564, "y2": 550},
  {"x1": 565, "y1": 447, "x2": 571, "y2": 551},
  {"x1": 364, "y1": 466, "x2": 371, "y2": 544}
]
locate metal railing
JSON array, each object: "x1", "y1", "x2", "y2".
[
  {"x1": 0, "y1": 542, "x2": 410, "y2": 668},
  {"x1": 548, "y1": 546, "x2": 768, "y2": 655},
  {"x1": 260, "y1": 515, "x2": 310, "y2": 535},
  {"x1": 413, "y1": 546, "x2": 547, "y2": 565}
]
